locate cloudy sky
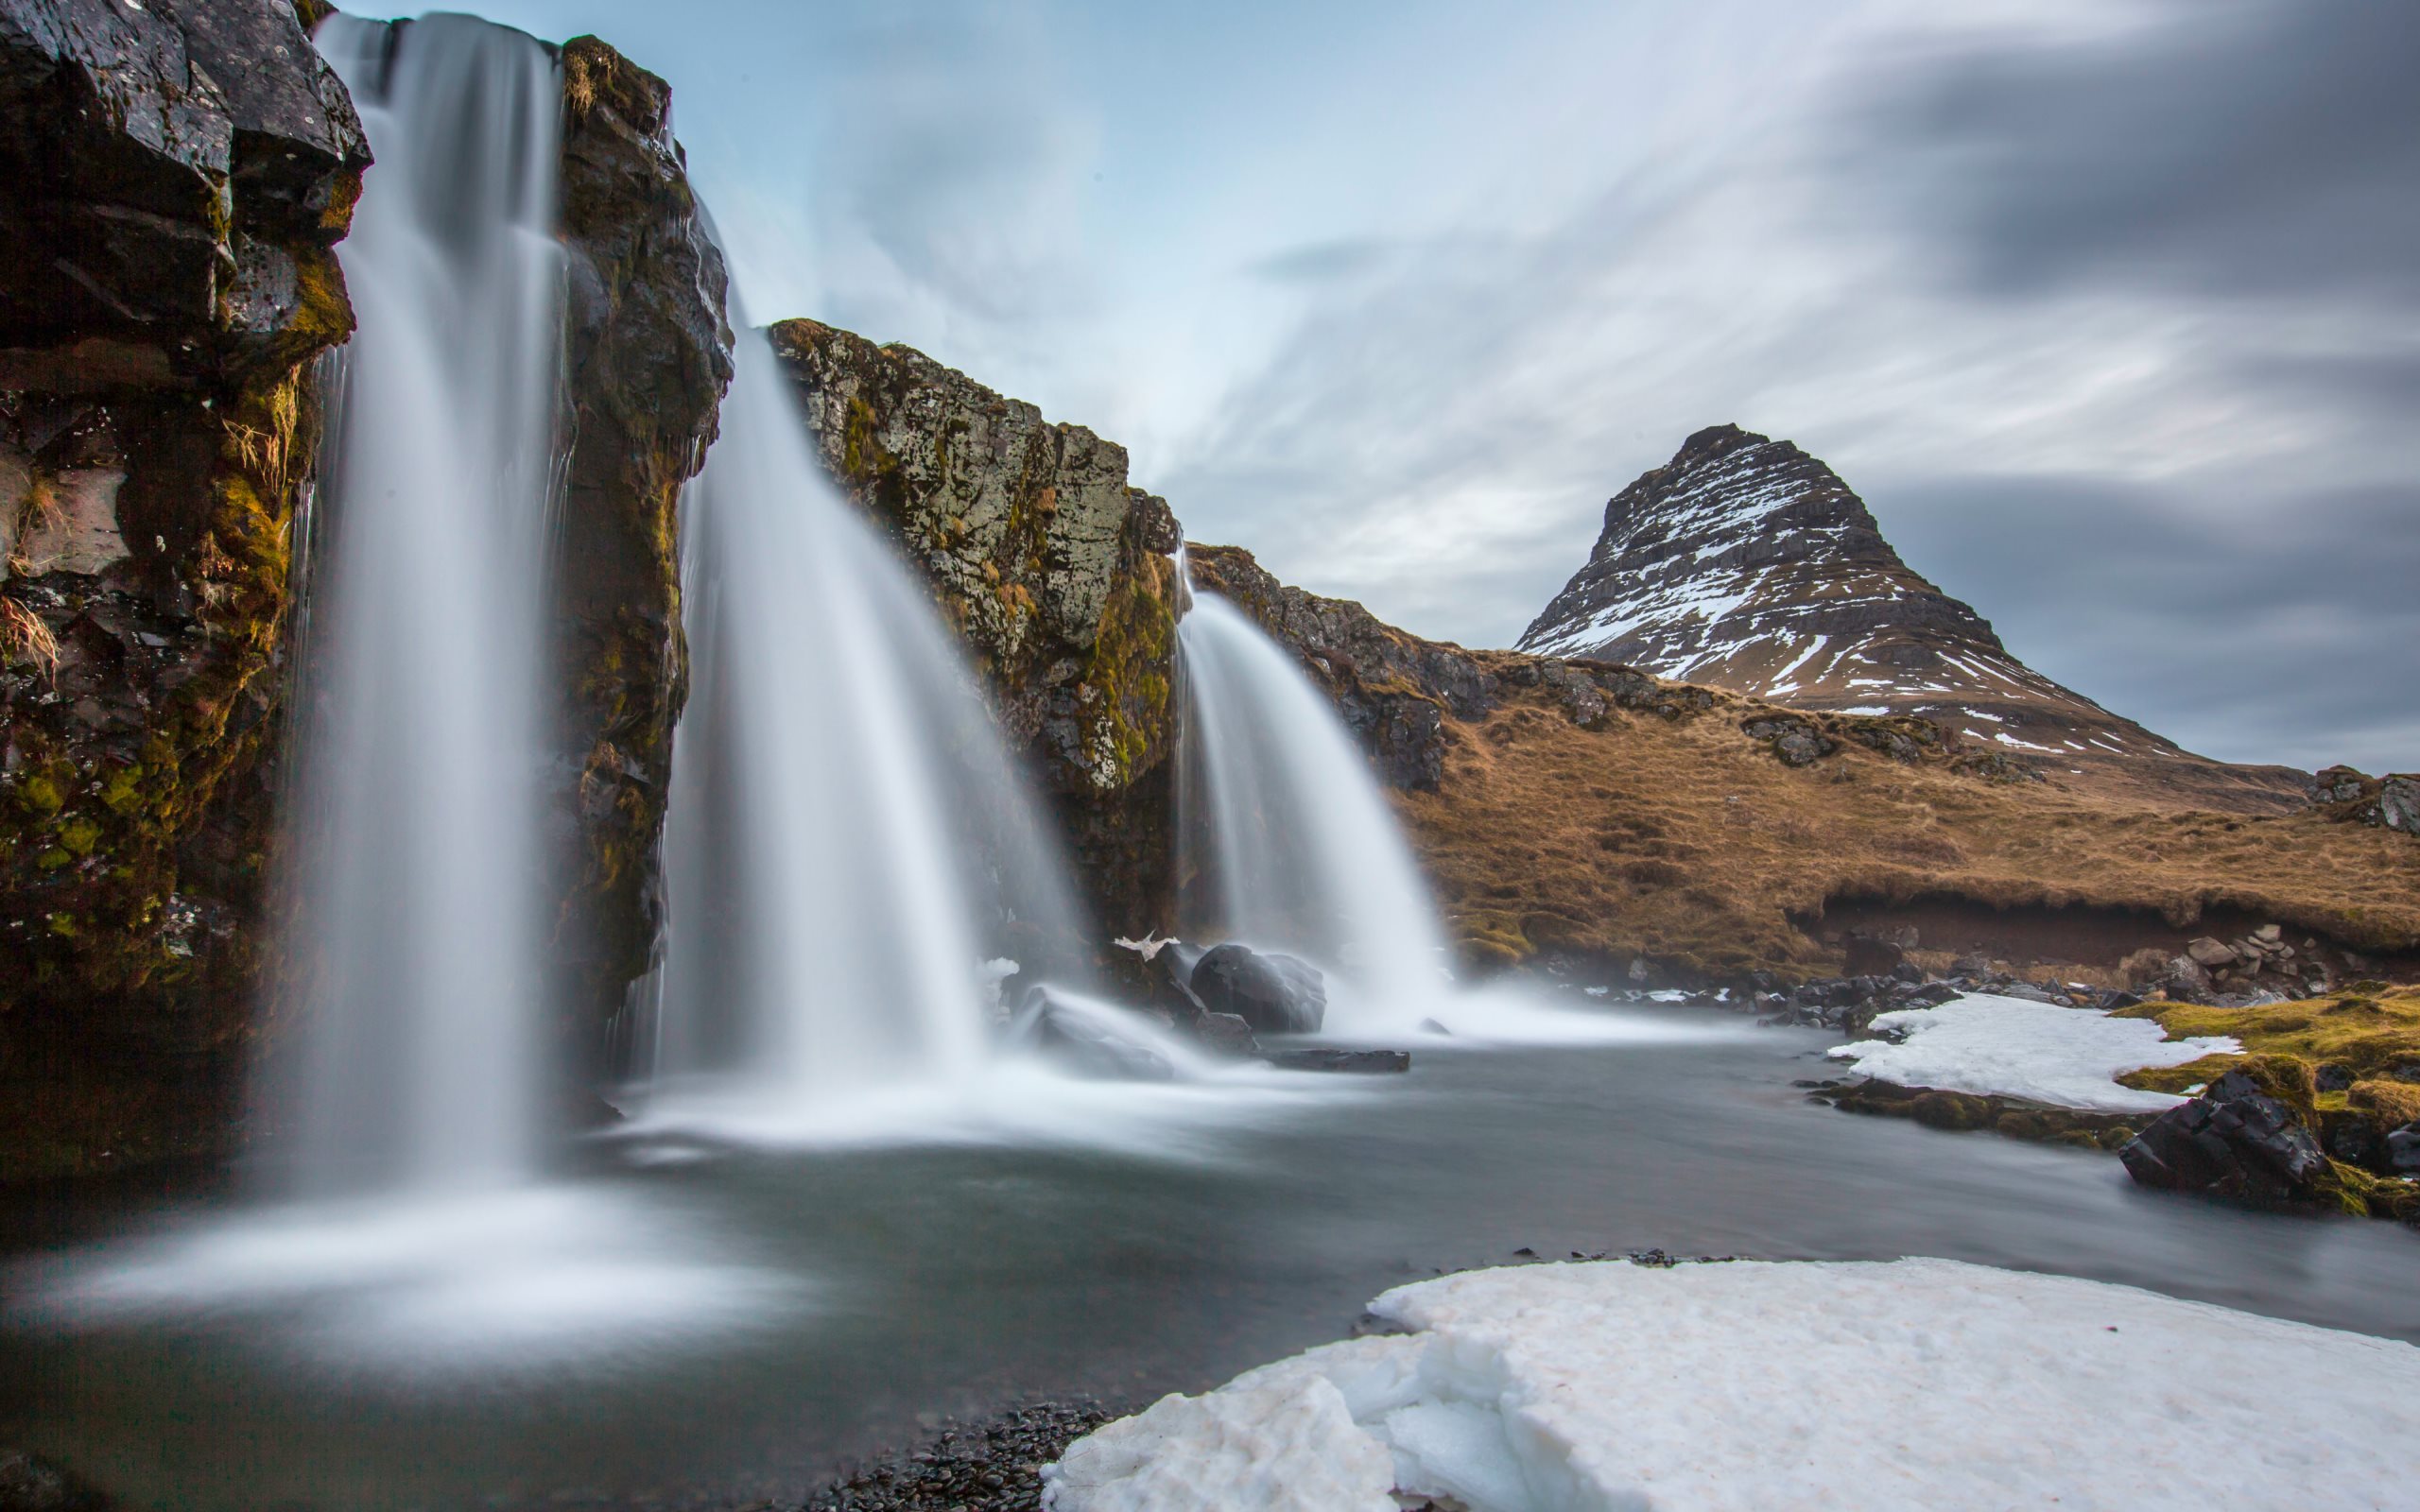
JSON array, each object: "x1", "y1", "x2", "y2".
[{"x1": 394, "y1": 0, "x2": 2413, "y2": 773}]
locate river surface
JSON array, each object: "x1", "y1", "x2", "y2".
[{"x1": 6, "y1": 997, "x2": 2416, "y2": 1510}]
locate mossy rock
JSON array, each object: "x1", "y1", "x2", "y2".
[{"x1": 1910, "y1": 1091, "x2": 1995, "y2": 1131}]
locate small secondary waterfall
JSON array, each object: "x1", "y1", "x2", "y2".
[
  {"x1": 650, "y1": 326, "x2": 1085, "y2": 1117},
  {"x1": 279, "y1": 14, "x2": 564, "y2": 1195},
  {"x1": 1178, "y1": 593, "x2": 1451, "y2": 1026}
]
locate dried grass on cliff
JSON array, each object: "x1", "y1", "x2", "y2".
[{"x1": 1397, "y1": 680, "x2": 2420, "y2": 981}]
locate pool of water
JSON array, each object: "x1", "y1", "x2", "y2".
[{"x1": 6, "y1": 996, "x2": 2415, "y2": 1509}]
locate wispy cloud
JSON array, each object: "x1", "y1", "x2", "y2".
[{"x1": 1159, "y1": 0, "x2": 2417, "y2": 771}]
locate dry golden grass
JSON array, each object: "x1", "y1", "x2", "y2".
[
  {"x1": 1394, "y1": 679, "x2": 2420, "y2": 980},
  {"x1": 224, "y1": 372, "x2": 303, "y2": 500},
  {"x1": 0, "y1": 596, "x2": 58, "y2": 677}
]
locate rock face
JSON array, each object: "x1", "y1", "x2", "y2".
[
  {"x1": 1185, "y1": 544, "x2": 1495, "y2": 792},
  {"x1": 0, "y1": 0, "x2": 370, "y2": 1177},
  {"x1": 769, "y1": 318, "x2": 1183, "y2": 937},
  {"x1": 550, "y1": 36, "x2": 732, "y2": 1069},
  {"x1": 0, "y1": 11, "x2": 730, "y2": 1176},
  {"x1": 2119, "y1": 1072, "x2": 2327, "y2": 1205},
  {"x1": 1517, "y1": 425, "x2": 2308, "y2": 810}
]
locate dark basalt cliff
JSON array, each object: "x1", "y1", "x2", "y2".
[
  {"x1": 1518, "y1": 424, "x2": 2309, "y2": 813},
  {"x1": 0, "y1": 0, "x2": 370, "y2": 1178},
  {"x1": 770, "y1": 318, "x2": 1183, "y2": 938},
  {"x1": 551, "y1": 35, "x2": 732, "y2": 1070},
  {"x1": 0, "y1": 9, "x2": 730, "y2": 1178}
]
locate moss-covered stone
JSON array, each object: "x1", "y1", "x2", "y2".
[{"x1": 769, "y1": 318, "x2": 1184, "y2": 938}]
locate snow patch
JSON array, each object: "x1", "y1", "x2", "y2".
[
  {"x1": 1825, "y1": 992, "x2": 2237, "y2": 1114},
  {"x1": 1046, "y1": 1258, "x2": 2420, "y2": 1512}
]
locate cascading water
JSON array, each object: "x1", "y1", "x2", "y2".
[
  {"x1": 648, "y1": 323, "x2": 1088, "y2": 1127},
  {"x1": 279, "y1": 14, "x2": 564, "y2": 1195},
  {"x1": 1177, "y1": 593, "x2": 1451, "y2": 1028}
]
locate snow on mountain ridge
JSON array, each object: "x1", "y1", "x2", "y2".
[{"x1": 1517, "y1": 423, "x2": 2181, "y2": 764}]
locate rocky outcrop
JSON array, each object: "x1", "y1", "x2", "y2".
[
  {"x1": 550, "y1": 35, "x2": 731, "y2": 1066},
  {"x1": 2119, "y1": 1071, "x2": 2327, "y2": 1206},
  {"x1": 2308, "y1": 766, "x2": 2420, "y2": 838},
  {"x1": 1186, "y1": 543, "x2": 1495, "y2": 791},
  {"x1": 0, "y1": 0, "x2": 370, "y2": 1178},
  {"x1": 0, "y1": 10, "x2": 733, "y2": 1177},
  {"x1": 1517, "y1": 424, "x2": 2310, "y2": 813},
  {"x1": 770, "y1": 318, "x2": 1183, "y2": 937}
]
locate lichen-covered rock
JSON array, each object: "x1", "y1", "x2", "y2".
[
  {"x1": 0, "y1": 0, "x2": 369, "y2": 1181},
  {"x1": 770, "y1": 318, "x2": 1181, "y2": 936},
  {"x1": 550, "y1": 35, "x2": 731, "y2": 1067},
  {"x1": 1185, "y1": 543, "x2": 1494, "y2": 792}
]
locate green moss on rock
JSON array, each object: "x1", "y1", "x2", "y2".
[{"x1": 767, "y1": 318, "x2": 1185, "y2": 937}]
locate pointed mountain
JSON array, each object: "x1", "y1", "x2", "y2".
[{"x1": 1518, "y1": 424, "x2": 2305, "y2": 806}]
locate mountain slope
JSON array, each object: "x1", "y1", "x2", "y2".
[
  {"x1": 1517, "y1": 425, "x2": 2305, "y2": 810},
  {"x1": 1192, "y1": 544, "x2": 2420, "y2": 986}
]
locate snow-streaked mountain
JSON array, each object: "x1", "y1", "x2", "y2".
[{"x1": 1518, "y1": 423, "x2": 2181, "y2": 765}]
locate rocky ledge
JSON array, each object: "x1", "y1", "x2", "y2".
[{"x1": 771, "y1": 318, "x2": 1184, "y2": 937}]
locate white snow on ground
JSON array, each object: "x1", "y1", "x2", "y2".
[
  {"x1": 1044, "y1": 1258, "x2": 2420, "y2": 1512},
  {"x1": 1825, "y1": 992, "x2": 2238, "y2": 1114}
]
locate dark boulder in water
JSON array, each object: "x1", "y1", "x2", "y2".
[
  {"x1": 2120, "y1": 1073, "x2": 2326, "y2": 1205},
  {"x1": 1188, "y1": 943, "x2": 1326, "y2": 1035}
]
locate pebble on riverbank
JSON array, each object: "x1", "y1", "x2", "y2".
[{"x1": 799, "y1": 1401, "x2": 1113, "y2": 1512}]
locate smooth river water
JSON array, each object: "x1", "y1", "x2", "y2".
[{"x1": 7, "y1": 996, "x2": 2416, "y2": 1510}]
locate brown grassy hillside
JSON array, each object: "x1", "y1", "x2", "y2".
[
  {"x1": 1408, "y1": 668, "x2": 2420, "y2": 980},
  {"x1": 1189, "y1": 544, "x2": 2420, "y2": 985}
]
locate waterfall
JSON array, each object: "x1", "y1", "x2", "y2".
[
  {"x1": 648, "y1": 326, "x2": 1087, "y2": 1124},
  {"x1": 1177, "y1": 593, "x2": 1451, "y2": 1028},
  {"x1": 277, "y1": 14, "x2": 564, "y2": 1195}
]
